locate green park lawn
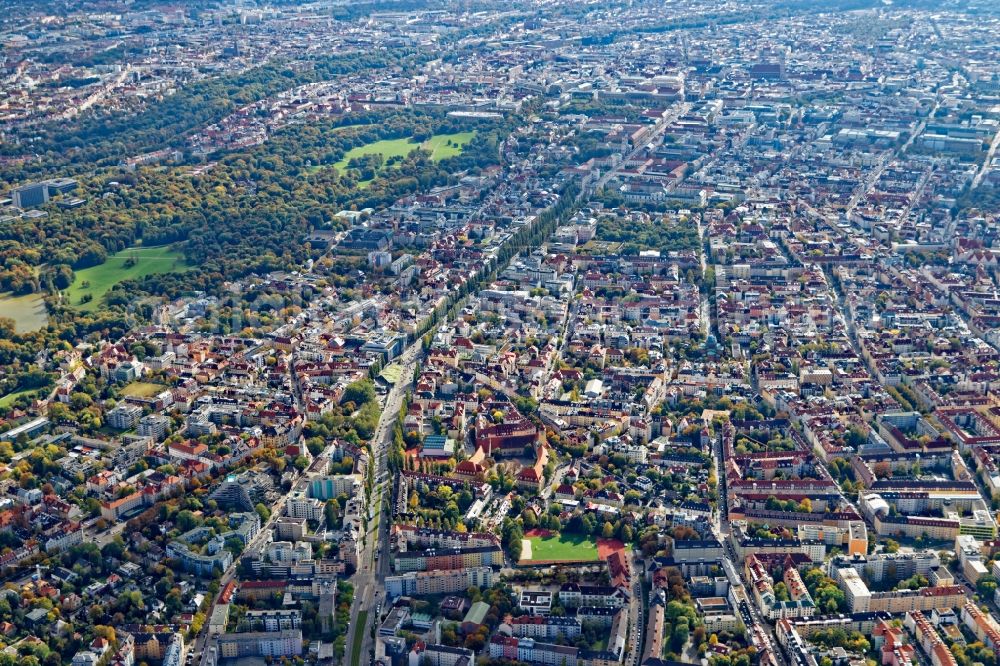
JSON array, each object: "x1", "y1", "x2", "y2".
[
  {"x1": 0, "y1": 291, "x2": 48, "y2": 332},
  {"x1": 330, "y1": 131, "x2": 476, "y2": 186},
  {"x1": 65, "y1": 244, "x2": 190, "y2": 312},
  {"x1": 422, "y1": 131, "x2": 475, "y2": 160},
  {"x1": 524, "y1": 533, "x2": 600, "y2": 562},
  {"x1": 0, "y1": 388, "x2": 36, "y2": 408}
]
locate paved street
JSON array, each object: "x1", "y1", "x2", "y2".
[
  {"x1": 625, "y1": 551, "x2": 646, "y2": 666},
  {"x1": 344, "y1": 341, "x2": 423, "y2": 666}
]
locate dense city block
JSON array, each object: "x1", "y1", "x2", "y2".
[{"x1": 3, "y1": 3, "x2": 1000, "y2": 666}]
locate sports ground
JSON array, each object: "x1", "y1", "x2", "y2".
[{"x1": 519, "y1": 529, "x2": 626, "y2": 565}]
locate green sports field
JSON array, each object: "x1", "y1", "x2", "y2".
[
  {"x1": 521, "y1": 533, "x2": 600, "y2": 563},
  {"x1": 65, "y1": 245, "x2": 190, "y2": 311},
  {"x1": 121, "y1": 382, "x2": 168, "y2": 398}
]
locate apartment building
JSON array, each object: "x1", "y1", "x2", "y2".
[
  {"x1": 286, "y1": 495, "x2": 325, "y2": 522},
  {"x1": 409, "y1": 643, "x2": 475, "y2": 666},
  {"x1": 132, "y1": 633, "x2": 184, "y2": 663},
  {"x1": 641, "y1": 601, "x2": 664, "y2": 665},
  {"x1": 244, "y1": 609, "x2": 301, "y2": 632},
  {"x1": 837, "y1": 565, "x2": 967, "y2": 614},
  {"x1": 509, "y1": 616, "x2": 582, "y2": 641},
  {"x1": 216, "y1": 630, "x2": 303, "y2": 659},
  {"x1": 107, "y1": 403, "x2": 143, "y2": 430},
  {"x1": 961, "y1": 601, "x2": 1000, "y2": 650},
  {"x1": 309, "y1": 474, "x2": 360, "y2": 500},
  {"x1": 392, "y1": 545, "x2": 503, "y2": 573},
  {"x1": 558, "y1": 584, "x2": 629, "y2": 608},
  {"x1": 394, "y1": 525, "x2": 501, "y2": 552},
  {"x1": 832, "y1": 553, "x2": 941, "y2": 585},
  {"x1": 385, "y1": 567, "x2": 494, "y2": 599},
  {"x1": 576, "y1": 607, "x2": 619, "y2": 627},
  {"x1": 489, "y1": 636, "x2": 578, "y2": 666},
  {"x1": 904, "y1": 611, "x2": 957, "y2": 666}
]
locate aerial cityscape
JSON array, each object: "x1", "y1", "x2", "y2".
[{"x1": 2, "y1": 2, "x2": 1000, "y2": 666}]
